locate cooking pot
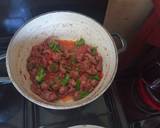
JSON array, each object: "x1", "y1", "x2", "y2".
[{"x1": 0, "y1": 12, "x2": 126, "y2": 109}]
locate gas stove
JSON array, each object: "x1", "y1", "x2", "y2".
[
  {"x1": 0, "y1": 1, "x2": 123, "y2": 128},
  {"x1": 1, "y1": 0, "x2": 160, "y2": 128},
  {"x1": 113, "y1": 67, "x2": 160, "y2": 128},
  {"x1": 0, "y1": 36, "x2": 122, "y2": 128},
  {"x1": 0, "y1": 83, "x2": 115, "y2": 128},
  {"x1": 0, "y1": 59, "x2": 119, "y2": 128},
  {"x1": 0, "y1": 1, "x2": 118, "y2": 127}
]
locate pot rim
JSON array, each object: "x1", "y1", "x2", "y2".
[{"x1": 6, "y1": 11, "x2": 118, "y2": 109}]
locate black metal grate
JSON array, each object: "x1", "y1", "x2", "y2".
[{"x1": 31, "y1": 95, "x2": 115, "y2": 128}]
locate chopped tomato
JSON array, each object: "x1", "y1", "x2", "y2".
[
  {"x1": 98, "y1": 72, "x2": 103, "y2": 79},
  {"x1": 44, "y1": 73, "x2": 56, "y2": 81},
  {"x1": 61, "y1": 95, "x2": 74, "y2": 102},
  {"x1": 58, "y1": 40, "x2": 75, "y2": 50}
]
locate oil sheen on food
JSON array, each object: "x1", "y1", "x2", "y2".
[{"x1": 27, "y1": 37, "x2": 103, "y2": 102}]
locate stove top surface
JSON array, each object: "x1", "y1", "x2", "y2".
[
  {"x1": 1, "y1": 38, "x2": 160, "y2": 128},
  {"x1": 0, "y1": 37, "x2": 116, "y2": 128},
  {"x1": 0, "y1": 1, "x2": 123, "y2": 128},
  {"x1": 33, "y1": 96, "x2": 113, "y2": 128},
  {"x1": 112, "y1": 69, "x2": 160, "y2": 128},
  {"x1": 0, "y1": 84, "x2": 114, "y2": 128}
]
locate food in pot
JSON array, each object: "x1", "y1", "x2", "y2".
[{"x1": 27, "y1": 37, "x2": 103, "y2": 102}]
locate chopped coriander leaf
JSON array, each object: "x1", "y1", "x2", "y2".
[
  {"x1": 49, "y1": 41, "x2": 61, "y2": 52},
  {"x1": 90, "y1": 74, "x2": 100, "y2": 81},
  {"x1": 35, "y1": 67, "x2": 46, "y2": 83},
  {"x1": 75, "y1": 38, "x2": 85, "y2": 47},
  {"x1": 79, "y1": 91, "x2": 90, "y2": 99},
  {"x1": 75, "y1": 79, "x2": 81, "y2": 91},
  {"x1": 61, "y1": 74, "x2": 70, "y2": 86},
  {"x1": 50, "y1": 63, "x2": 58, "y2": 72},
  {"x1": 91, "y1": 47, "x2": 97, "y2": 55}
]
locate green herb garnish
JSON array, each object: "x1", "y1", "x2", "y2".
[
  {"x1": 75, "y1": 38, "x2": 85, "y2": 47},
  {"x1": 79, "y1": 91, "x2": 90, "y2": 99},
  {"x1": 35, "y1": 67, "x2": 46, "y2": 83},
  {"x1": 61, "y1": 74, "x2": 70, "y2": 86},
  {"x1": 91, "y1": 47, "x2": 97, "y2": 55},
  {"x1": 49, "y1": 41, "x2": 61, "y2": 52},
  {"x1": 90, "y1": 74, "x2": 100, "y2": 81},
  {"x1": 75, "y1": 79, "x2": 81, "y2": 91}
]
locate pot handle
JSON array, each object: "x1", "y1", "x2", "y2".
[
  {"x1": 111, "y1": 33, "x2": 127, "y2": 54},
  {"x1": 0, "y1": 34, "x2": 126, "y2": 84},
  {"x1": 0, "y1": 53, "x2": 11, "y2": 85}
]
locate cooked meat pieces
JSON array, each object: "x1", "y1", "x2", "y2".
[{"x1": 27, "y1": 38, "x2": 103, "y2": 102}]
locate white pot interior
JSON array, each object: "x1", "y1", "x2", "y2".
[{"x1": 6, "y1": 12, "x2": 118, "y2": 109}]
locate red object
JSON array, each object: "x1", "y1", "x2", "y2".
[
  {"x1": 137, "y1": 79, "x2": 160, "y2": 111},
  {"x1": 119, "y1": 0, "x2": 160, "y2": 69},
  {"x1": 27, "y1": 38, "x2": 103, "y2": 102}
]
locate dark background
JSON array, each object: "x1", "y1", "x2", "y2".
[{"x1": 0, "y1": 0, "x2": 108, "y2": 37}]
